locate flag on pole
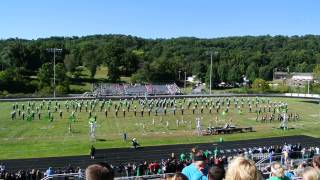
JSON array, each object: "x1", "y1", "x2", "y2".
[{"x1": 222, "y1": 110, "x2": 227, "y2": 116}]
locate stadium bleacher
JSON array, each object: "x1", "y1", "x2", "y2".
[{"x1": 91, "y1": 83, "x2": 180, "y2": 97}]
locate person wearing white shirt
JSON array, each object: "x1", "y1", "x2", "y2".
[
  {"x1": 0, "y1": 163, "x2": 5, "y2": 172},
  {"x1": 315, "y1": 146, "x2": 320, "y2": 154}
]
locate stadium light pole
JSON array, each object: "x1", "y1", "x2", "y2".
[
  {"x1": 208, "y1": 51, "x2": 218, "y2": 95},
  {"x1": 319, "y1": 100, "x2": 320, "y2": 123},
  {"x1": 210, "y1": 52, "x2": 212, "y2": 95},
  {"x1": 46, "y1": 48, "x2": 62, "y2": 98},
  {"x1": 273, "y1": 68, "x2": 276, "y2": 81}
]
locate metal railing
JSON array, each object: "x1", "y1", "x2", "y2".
[
  {"x1": 115, "y1": 173, "x2": 175, "y2": 180},
  {"x1": 41, "y1": 173, "x2": 84, "y2": 180},
  {"x1": 40, "y1": 172, "x2": 174, "y2": 180}
]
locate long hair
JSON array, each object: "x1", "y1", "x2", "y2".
[
  {"x1": 303, "y1": 167, "x2": 319, "y2": 180},
  {"x1": 270, "y1": 162, "x2": 285, "y2": 178},
  {"x1": 225, "y1": 157, "x2": 260, "y2": 180}
]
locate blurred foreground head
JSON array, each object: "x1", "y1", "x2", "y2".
[
  {"x1": 208, "y1": 165, "x2": 225, "y2": 180},
  {"x1": 85, "y1": 162, "x2": 114, "y2": 180},
  {"x1": 225, "y1": 156, "x2": 262, "y2": 180},
  {"x1": 303, "y1": 167, "x2": 319, "y2": 180},
  {"x1": 166, "y1": 172, "x2": 188, "y2": 180}
]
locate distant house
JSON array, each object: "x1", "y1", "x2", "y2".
[
  {"x1": 291, "y1": 73, "x2": 313, "y2": 81},
  {"x1": 273, "y1": 71, "x2": 313, "y2": 86},
  {"x1": 273, "y1": 72, "x2": 288, "y2": 80},
  {"x1": 289, "y1": 73, "x2": 313, "y2": 86}
]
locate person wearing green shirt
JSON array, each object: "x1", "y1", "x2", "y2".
[
  {"x1": 180, "y1": 153, "x2": 186, "y2": 161},
  {"x1": 214, "y1": 147, "x2": 219, "y2": 159}
]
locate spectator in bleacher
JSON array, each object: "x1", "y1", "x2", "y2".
[
  {"x1": 136, "y1": 162, "x2": 145, "y2": 176},
  {"x1": 55, "y1": 168, "x2": 62, "y2": 174},
  {"x1": 35, "y1": 169, "x2": 42, "y2": 180},
  {"x1": 213, "y1": 157, "x2": 224, "y2": 167},
  {"x1": 77, "y1": 167, "x2": 84, "y2": 178},
  {"x1": 182, "y1": 148, "x2": 208, "y2": 180},
  {"x1": 65, "y1": 164, "x2": 74, "y2": 173},
  {"x1": 302, "y1": 167, "x2": 319, "y2": 180},
  {"x1": 5, "y1": 172, "x2": 14, "y2": 179},
  {"x1": 85, "y1": 162, "x2": 114, "y2": 180},
  {"x1": 294, "y1": 162, "x2": 307, "y2": 177},
  {"x1": 315, "y1": 147, "x2": 320, "y2": 155},
  {"x1": 44, "y1": 167, "x2": 54, "y2": 177},
  {"x1": 282, "y1": 149, "x2": 289, "y2": 165},
  {"x1": 207, "y1": 165, "x2": 225, "y2": 180},
  {"x1": 284, "y1": 165, "x2": 295, "y2": 179},
  {"x1": 29, "y1": 169, "x2": 36, "y2": 180},
  {"x1": 267, "y1": 162, "x2": 289, "y2": 180},
  {"x1": 0, "y1": 163, "x2": 5, "y2": 173},
  {"x1": 149, "y1": 161, "x2": 160, "y2": 174},
  {"x1": 225, "y1": 156, "x2": 262, "y2": 180},
  {"x1": 125, "y1": 163, "x2": 132, "y2": 177}
]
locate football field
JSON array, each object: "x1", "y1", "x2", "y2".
[{"x1": 0, "y1": 97, "x2": 319, "y2": 160}]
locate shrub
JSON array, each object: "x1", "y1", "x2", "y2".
[{"x1": 252, "y1": 78, "x2": 269, "y2": 93}]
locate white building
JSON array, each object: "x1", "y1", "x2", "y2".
[{"x1": 289, "y1": 73, "x2": 313, "y2": 86}]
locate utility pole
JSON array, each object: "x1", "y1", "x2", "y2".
[
  {"x1": 319, "y1": 100, "x2": 320, "y2": 123},
  {"x1": 184, "y1": 71, "x2": 187, "y2": 89},
  {"x1": 46, "y1": 48, "x2": 62, "y2": 98},
  {"x1": 210, "y1": 52, "x2": 212, "y2": 95},
  {"x1": 208, "y1": 51, "x2": 218, "y2": 95}
]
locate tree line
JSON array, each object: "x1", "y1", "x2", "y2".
[{"x1": 1, "y1": 34, "x2": 320, "y2": 94}]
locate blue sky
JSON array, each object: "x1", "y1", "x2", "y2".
[{"x1": 0, "y1": 0, "x2": 319, "y2": 39}]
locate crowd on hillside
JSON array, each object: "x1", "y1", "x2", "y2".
[{"x1": 1, "y1": 143, "x2": 319, "y2": 180}]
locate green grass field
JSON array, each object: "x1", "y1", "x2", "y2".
[{"x1": 0, "y1": 97, "x2": 319, "y2": 160}]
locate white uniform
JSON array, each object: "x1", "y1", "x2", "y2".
[
  {"x1": 89, "y1": 121, "x2": 97, "y2": 139},
  {"x1": 279, "y1": 113, "x2": 288, "y2": 130},
  {"x1": 196, "y1": 118, "x2": 202, "y2": 136}
]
